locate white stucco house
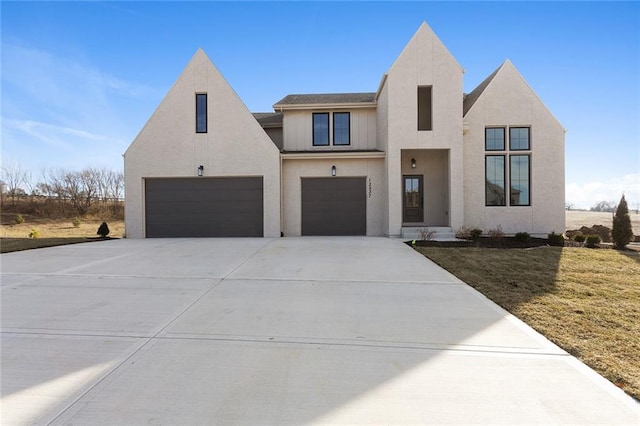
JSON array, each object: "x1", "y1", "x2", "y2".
[{"x1": 124, "y1": 22, "x2": 565, "y2": 238}]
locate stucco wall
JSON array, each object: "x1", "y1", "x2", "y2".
[
  {"x1": 282, "y1": 108, "x2": 377, "y2": 151},
  {"x1": 281, "y1": 158, "x2": 385, "y2": 236},
  {"x1": 463, "y1": 61, "x2": 565, "y2": 235},
  {"x1": 124, "y1": 50, "x2": 281, "y2": 238},
  {"x1": 382, "y1": 23, "x2": 464, "y2": 236}
]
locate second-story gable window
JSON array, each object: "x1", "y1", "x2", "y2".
[
  {"x1": 196, "y1": 93, "x2": 207, "y2": 133},
  {"x1": 313, "y1": 113, "x2": 330, "y2": 146},
  {"x1": 417, "y1": 86, "x2": 432, "y2": 131},
  {"x1": 333, "y1": 112, "x2": 350, "y2": 145}
]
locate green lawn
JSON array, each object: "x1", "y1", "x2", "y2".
[{"x1": 416, "y1": 246, "x2": 640, "y2": 401}]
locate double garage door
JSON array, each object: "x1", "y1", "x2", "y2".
[
  {"x1": 301, "y1": 177, "x2": 366, "y2": 236},
  {"x1": 145, "y1": 177, "x2": 263, "y2": 237}
]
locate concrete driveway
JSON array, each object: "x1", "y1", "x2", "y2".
[{"x1": 1, "y1": 237, "x2": 638, "y2": 425}]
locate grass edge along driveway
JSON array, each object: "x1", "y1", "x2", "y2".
[{"x1": 415, "y1": 246, "x2": 640, "y2": 402}]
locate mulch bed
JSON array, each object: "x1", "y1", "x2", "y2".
[{"x1": 409, "y1": 237, "x2": 552, "y2": 249}]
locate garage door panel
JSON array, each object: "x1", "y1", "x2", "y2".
[
  {"x1": 302, "y1": 178, "x2": 366, "y2": 236},
  {"x1": 145, "y1": 178, "x2": 263, "y2": 238}
]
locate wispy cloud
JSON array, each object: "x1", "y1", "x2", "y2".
[
  {"x1": 1, "y1": 42, "x2": 156, "y2": 170},
  {"x1": 566, "y1": 173, "x2": 640, "y2": 210}
]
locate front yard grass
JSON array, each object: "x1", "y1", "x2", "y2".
[{"x1": 416, "y1": 246, "x2": 640, "y2": 401}]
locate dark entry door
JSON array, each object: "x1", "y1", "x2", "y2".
[{"x1": 403, "y1": 175, "x2": 423, "y2": 223}]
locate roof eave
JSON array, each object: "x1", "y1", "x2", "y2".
[{"x1": 273, "y1": 102, "x2": 377, "y2": 111}]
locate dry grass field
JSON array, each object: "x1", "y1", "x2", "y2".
[
  {"x1": 417, "y1": 246, "x2": 640, "y2": 401},
  {"x1": 0, "y1": 218, "x2": 125, "y2": 239},
  {"x1": 566, "y1": 210, "x2": 640, "y2": 232}
]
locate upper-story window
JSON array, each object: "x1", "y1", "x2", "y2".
[
  {"x1": 485, "y1": 126, "x2": 531, "y2": 207},
  {"x1": 312, "y1": 113, "x2": 329, "y2": 146},
  {"x1": 333, "y1": 112, "x2": 350, "y2": 145},
  {"x1": 196, "y1": 93, "x2": 207, "y2": 133},
  {"x1": 417, "y1": 86, "x2": 432, "y2": 131}
]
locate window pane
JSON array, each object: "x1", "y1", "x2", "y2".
[
  {"x1": 417, "y1": 86, "x2": 432, "y2": 131},
  {"x1": 313, "y1": 113, "x2": 329, "y2": 146},
  {"x1": 510, "y1": 155, "x2": 530, "y2": 205},
  {"x1": 333, "y1": 112, "x2": 350, "y2": 145},
  {"x1": 196, "y1": 93, "x2": 207, "y2": 133},
  {"x1": 510, "y1": 127, "x2": 530, "y2": 150},
  {"x1": 486, "y1": 155, "x2": 506, "y2": 206},
  {"x1": 485, "y1": 128, "x2": 505, "y2": 151}
]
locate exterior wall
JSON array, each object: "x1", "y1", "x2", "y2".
[
  {"x1": 281, "y1": 158, "x2": 385, "y2": 236},
  {"x1": 400, "y1": 149, "x2": 449, "y2": 226},
  {"x1": 376, "y1": 81, "x2": 390, "y2": 234},
  {"x1": 463, "y1": 61, "x2": 565, "y2": 235},
  {"x1": 383, "y1": 23, "x2": 464, "y2": 236},
  {"x1": 124, "y1": 49, "x2": 281, "y2": 238},
  {"x1": 282, "y1": 108, "x2": 377, "y2": 151}
]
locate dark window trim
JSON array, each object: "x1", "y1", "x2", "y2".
[
  {"x1": 509, "y1": 126, "x2": 531, "y2": 151},
  {"x1": 333, "y1": 112, "x2": 351, "y2": 146},
  {"x1": 195, "y1": 93, "x2": 207, "y2": 133},
  {"x1": 509, "y1": 154, "x2": 531, "y2": 206},
  {"x1": 485, "y1": 154, "x2": 506, "y2": 207},
  {"x1": 312, "y1": 112, "x2": 330, "y2": 146},
  {"x1": 417, "y1": 85, "x2": 433, "y2": 131},
  {"x1": 485, "y1": 127, "x2": 506, "y2": 151}
]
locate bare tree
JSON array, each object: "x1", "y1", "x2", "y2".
[{"x1": 0, "y1": 162, "x2": 27, "y2": 205}]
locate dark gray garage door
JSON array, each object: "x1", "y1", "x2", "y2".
[
  {"x1": 145, "y1": 177, "x2": 263, "y2": 237},
  {"x1": 302, "y1": 177, "x2": 366, "y2": 236}
]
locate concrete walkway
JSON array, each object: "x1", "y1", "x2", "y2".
[{"x1": 1, "y1": 237, "x2": 638, "y2": 425}]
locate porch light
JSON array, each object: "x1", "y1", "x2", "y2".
[
  {"x1": 411, "y1": 158, "x2": 416, "y2": 169},
  {"x1": 331, "y1": 165, "x2": 337, "y2": 177},
  {"x1": 197, "y1": 165, "x2": 204, "y2": 176}
]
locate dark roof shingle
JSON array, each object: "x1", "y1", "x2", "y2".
[
  {"x1": 252, "y1": 112, "x2": 283, "y2": 128},
  {"x1": 274, "y1": 93, "x2": 376, "y2": 107}
]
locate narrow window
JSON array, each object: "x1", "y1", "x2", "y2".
[
  {"x1": 510, "y1": 155, "x2": 530, "y2": 206},
  {"x1": 333, "y1": 112, "x2": 350, "y2": 145},
  {"x1": 312, "y1": 113, "x2": 329, "y2": 146},
  {"x1": 510, "y1": 127, "x2": 530, "y2": 150},
  {"x1": 485, "y1": 155, "x2": 506, "y2": 206},
  {"x1": 196, "y1": 93, "x2": 207, "y2": 133},
  {"x1": 417, "y1": 86, "x2": 432, "y2": 131},
  {"x1": 485, "y1": 127, "x2": 505, "y2": 151}
]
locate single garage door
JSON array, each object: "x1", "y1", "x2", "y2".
[
  {"x1": 145, "y1": 177, "x2": 263, "y2": 237},
  {"x1": 302, "y1": 177, "x2": 366, "y2": 236}
]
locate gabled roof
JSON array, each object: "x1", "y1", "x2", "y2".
[
  {"x1": 253, "y1": 112, "x2": 283, "y2": 128},
  {"x1": 273, "y1": 93, "x2": 376, "y2": 110},
  {"x1": 463, "y1": 62, "x2": 503, "y2": 116}
]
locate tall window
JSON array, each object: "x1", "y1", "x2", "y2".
[
  {"x1": 485, "y1": 126, "x2": 531, "y2": 206},
  {"x1": 196, "y1": 93, "x2": 207, "y2": 133},
  {"x1": 333, "y1": 112, "x2": 350, "y2": 145},
  {"x1": 486, "y1": 156, "x2": 506, "y2": 206},
  {"x1": 313, "y1": 113, "x2": 330, "y2": 146},
  {"x1": 417, "y1": 86, "x2": 432, "y2": 131}
]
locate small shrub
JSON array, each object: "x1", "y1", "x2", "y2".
[
  {"x1": 612, "y1": 194, "x2": 634, "y2": 249},
  {"x1": 15, "y1": 214, "x2": 24, "y2": 224},
  {"x1": 455, "y1": 227, "x2": 471, "y2": 239},
  {"x1": 585, "y1": 234, "x2": 601, "y2": 248},
  {"x1": 72, "y1": 217, "x2": 81, "y2": 228},
  {"x1": 573, "y1": 234, "x2": 586, "y2": 243},
  {"x1": 487, "y1": 225, "x2": 504, "y2": 239},
  {"x1": 28, "y1": 228, "x2": 40, "y2": 239},
  {"x1": 548, "y1": 232, "x2": 565, "y2": 247},
  {"x1": 97, "y1": 221, "x2": 110, "y2": 238},
  {"x1": 418, "y1": 228, "x2": 436, "y2": 241},
  {"x1": 514, "y1": 232, "x2": 531, "y2": 242},
  {"x1": 470, "y1": 228, "x2": 483, "y2": 240}
]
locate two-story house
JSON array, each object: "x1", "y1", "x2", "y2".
[{"x1": 124, "y1": 22, "x2": 565, "y2": 238}]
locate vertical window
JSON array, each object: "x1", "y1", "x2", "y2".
[
  {"x1": 486, "y1": 155, "x2": 506, "y2": 206},
  {"x1": 333, "y1": 112, "x2": 350, "y2": 145},
  {"x1": 485, "y1": 127, "x2": 505, "y2": 151},
  {"x1": 196, "y1": 93, "x2": 207, "y2": 133},
  {"x1": 510, "y1": 155, "x2": 530, "y2": 206},
  {"x1": 510, "y1": 127, "x2": 530, "y2": 150},
  {"x1": 417, "y1": 86, "x2": 432, "y2": 131},
  {"x1": 313, "y1": 113, "x2": 329, "y2": 146}
]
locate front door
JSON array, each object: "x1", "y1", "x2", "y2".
[{"x1": 403, "y1": 175, "x2": 423, "y2": 223}]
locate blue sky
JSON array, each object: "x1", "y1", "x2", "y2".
[{"x1": 2, "y1": 1, "x2": 639, "y2": 209}]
